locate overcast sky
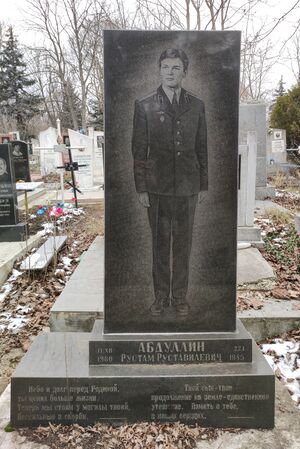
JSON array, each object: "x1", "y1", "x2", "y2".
[{"x1": 1, "y1": 0, "x2": 300, "y2": 92}]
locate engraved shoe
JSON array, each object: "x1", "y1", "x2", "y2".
[
  {"x1": 150, "y1": 298, "x2": 168, "y2": 315},
  {"x1": 173, "y1": 299, "x2": 189, "y2": 316}
]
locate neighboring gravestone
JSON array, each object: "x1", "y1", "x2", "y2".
[
  {"x1": 238, "y1": 132, "x2": 262, "y2": 244},
  {"x1": 267, "y1": 128, "x2": 287, "y2": 166},
  {"x1": 11, "y1": 140, "x2": 31, "y2": 182},
  {"x1": 10, "y1": 30, "x2": 274, "y2": 429},
  {"x1": 39, "y1": 127, "x2": 61, "y2": 175},
  {"x1": 68, "y1": 129, "x2": 97, "y2": 190},
  {"x1": 239, "y1": 103, "x2": 275, "y2": 199},
  {"x1": 0, "y1": 144, "x2": 27, "y2": 241},
  {"x1": 87, "y1": 127, "x2": 104, "y2": 185}
]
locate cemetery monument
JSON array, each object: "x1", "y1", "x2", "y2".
[
  {"x1": 11, "y1": 140, "x2": 31, "y2": 182},
  {"x1": 38, "y1": 127, "x2": 61, "y2": 176},
  {"x1": 267, "y1": 128, "x2": 287, "y2": 166},
  {"x1": 239, "y1": 103, "x2": 275, "y2": 199},
  {"x1": 68, "y1": 129, "x2": 99, "y2": 191},
  {"x1": 11, "y1": 30, "x2": 274, "y2": 429},
  {"x1": 0, "y1": 143, "x2": 27, "y2": 241}
]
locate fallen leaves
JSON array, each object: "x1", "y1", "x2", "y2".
[
  {"x1": 271, "y1": 288, "x2": 292, "y2": 300},
  {"x1": 254, "y1": 213, "x2": 300, "y2": 305},
  {"x1": 237, "y1": 296, "x2": 264, "y2": 310},
  {"x1": 0, "y1": 205, "x2": 104, "y2": 380},
  {"x1": 273, "y1": 189, "x2": 300, "y2": 215},
  {"x1": 20, "y1": 422, "x2": 220, "y2": 449}
]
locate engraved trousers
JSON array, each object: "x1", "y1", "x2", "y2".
[{"x1": 147, "y1": 194, "x2": 197, "y2": 301}]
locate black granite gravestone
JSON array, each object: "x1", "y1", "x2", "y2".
[
  {"x1": 0, "y1": 144, "x2": 27, "y2": 241},
  {"x1": 11, "y1": 140, "x2": 31, "y2": 182},
  {"x1": 10, "y1": 31, "x2": 275, "y2": 429},
  {"x1": 104, "y1": 30, "x2": 239, "y2": 334}
]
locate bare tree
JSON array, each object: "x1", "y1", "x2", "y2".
[
  {"x1": 60, "y1": 0, "x2": 104, "y2": 130},
  {"x1": 286, "y1": 31, "x2": 300, "y2": 83},
  {"x1": 25, "y1": 0, "x2": 88, "y2": 130},
  {"x1": 240, "y1": 37, "x2": 275, "y2": 101},
  {"x1": 19, "y1": 0, "x2": 300, "y2": 135}
]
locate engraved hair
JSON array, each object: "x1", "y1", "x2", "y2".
[
  {"x1": 0, "y1": 158, "x2": 7, "y2": 174},
  {"x1": 158, "y1": 48, "x2": 189, "y2": 72}
]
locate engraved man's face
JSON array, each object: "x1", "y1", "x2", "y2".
[
  {"x1": 160, "y1": 58, "x2": 186, "y2": 89},
  {"x1": 0, "y1": 158, "x2": 7, "y2": 176}
]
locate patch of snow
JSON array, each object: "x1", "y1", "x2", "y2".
[
  {"x1": 263, "y1": 354, "x2": 275, "y2": 369},
  {"x1": 29, "y1": 214, "x2": 37, "y2": 219},
  {"x1": 62, "y1": 256, "x2": 72, "y2": 267},
  {"x1": 16, "y1": 305, "x2": 31, "y2": 314},
  {"x1": 72, "y1": 208, "x2": 84, "y2": 216},
  {"x1": 261, "y1": 341, "x2": 299, "y2": 357},
  {"x1": 38, "y1": 222, "x2": 55, "y2": 236},
  {"x1": 10, "y1": 269, "x2": 23, "y2": 281},
  {"x1": 0, "y1": 283, "x2": 13, "y2": 302},
  {"x1": 0, "y1": 311, "x2": 28, "y2": 331},
  {"x1": 0, "y1": 269, "x2": 23, "y2": 302},
  {"x1": 273, "y1": 238, "x2": 284, "y2": 244},
  {"x1": 261, "y1": 339, "x2": 300, "y2": 409},
  {"x1": 7, "y1": 316, "x2": 28, "y2": 330}
]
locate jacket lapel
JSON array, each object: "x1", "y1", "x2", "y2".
[
  {"x1": 177, "y1": 89, "x2": 191, "y2": 117},
  {"x1": 157, "y1": 85, "x2": 174, "y2": 117}
]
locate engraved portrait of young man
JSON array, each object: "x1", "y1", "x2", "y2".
[
  {"x1": 132, "y1": 48, "x2": 208, "y2": 317},
  {"x1": 0, "y1": 157, "x2": 10, "y2": 182}
]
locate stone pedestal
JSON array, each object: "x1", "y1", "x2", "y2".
[
  {"x1": 0, "y1": 223, "x2": 27, "y2": 242},
  {"x1": 89, "y1": 320, "x2": 253, "y2": 366},
  {"x1": 11, "y1": 319, "x2": 274, "y2": 429}
]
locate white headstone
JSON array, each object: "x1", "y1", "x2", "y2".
[
  {"x1": 88, "y1": 127, "x2": 104, "y2": 185},
  {"x1": 238, "y1": 131, "x2": 262, "y2": 244},
  {"x1": 267, "y1": 128, "x2": 287, "y2": 164},
  {"x1": 68, "y1": 129, "x2": 96, "y2": 190},
  {"x1": 38, "y1": 127, "x2": 61, "y2": 175}
]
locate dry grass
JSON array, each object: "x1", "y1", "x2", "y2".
[
  {"x1": 265, "y1": 207, "x2": 293, "y2": 225},
  {"x1": 272, "y1": 170, "x2": 286, "y2": 189},
  {"x1": 83, "y1": 203, "x2": 104, "y2": 235}
]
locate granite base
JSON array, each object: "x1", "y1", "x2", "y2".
[
  {"x1": 89, "y1": 320, "x2": 253, "y2": 366},
  {"x1": 11, "y1": 329, "x2": 274, "y2": 429},
  {"x1": 0, "y1": 223, "x2": 28, "y2": 242}
]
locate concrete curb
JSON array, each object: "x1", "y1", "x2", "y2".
[{"x1": 0, "y1": 234, "x2": 43, "y2": 287}]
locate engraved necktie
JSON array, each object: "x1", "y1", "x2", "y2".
[{"x1": 172, "y1": 91, "x2": 179, "y2": 115}]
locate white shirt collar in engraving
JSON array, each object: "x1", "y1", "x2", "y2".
[{"x1": 162, "y1": 85, "x2": 181, "y2": 104}]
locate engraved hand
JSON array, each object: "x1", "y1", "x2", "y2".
[
  {"x1": 198, "y1": 191, "x2": 205, "y2": 204},
  {"x1": 138, "y1": 192, "x2": 150, "y2": 207}
]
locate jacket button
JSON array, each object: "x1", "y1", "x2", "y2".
[
  {"x1": 177, "y1": 131, "x2": 180, "y2": 135},
  {"x1": 176, "y1": 120, "x2": 180, "y2": 125},
  {"x1": 176, "y1": 141, "x2": 180, "y2": 145},
  {"x1": 177, "y1": 151, "x2": 181, "y2": 156}
]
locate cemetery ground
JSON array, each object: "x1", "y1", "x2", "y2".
[
  {"x1": 0, "y1": 181, "x2": 299, "y2": 448},
  {"x1": 0, "y1": 203, "x2": 104, "y2": 394}
]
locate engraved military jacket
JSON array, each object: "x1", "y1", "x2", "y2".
[{"x1": 132, "y1": 85, "x2": 208, "y2": 196}]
